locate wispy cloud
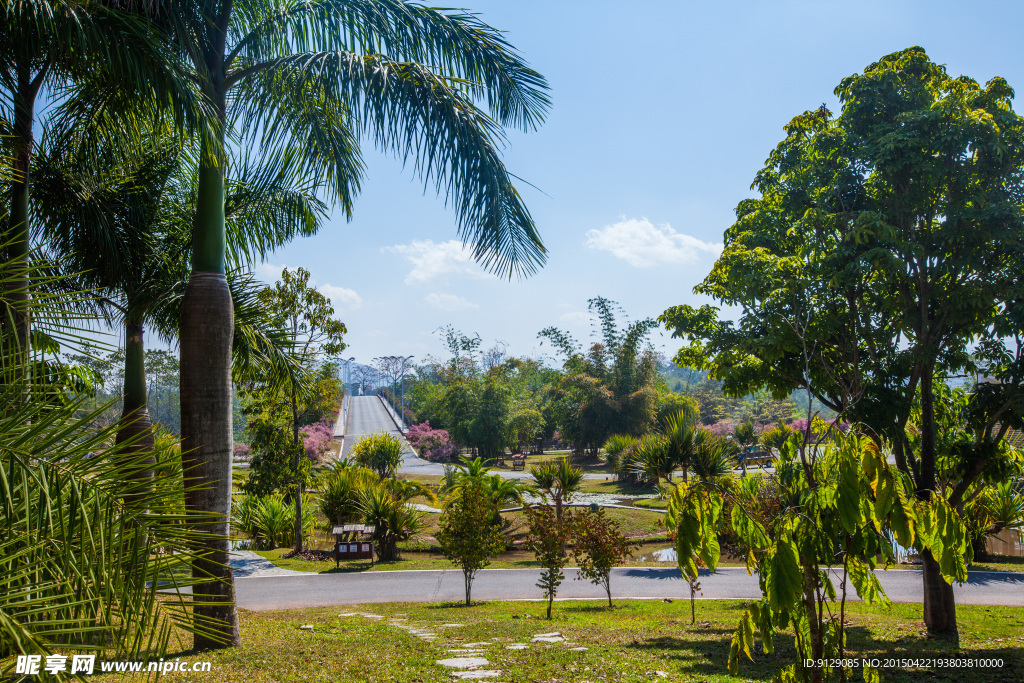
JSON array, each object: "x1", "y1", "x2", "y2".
[
  {"x1": 585, "y1": 217, "x2": 722, "y2": 267},
  {"x1": 319, "y1": 284, "x2": 363, "y2": 312},
  {"x1": 559, "y1": 311, "x2": 595, "y2": 324},
  {"x1": 384, "y1": 239, "x2": 492, "y2": 285},
  {"x1": 424, "y1": 292, "x2": 479, "y2": 311},
  {"x1": 254, "y1": 262, "x2": 288, "y2": 282}
]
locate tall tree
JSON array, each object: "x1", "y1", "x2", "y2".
[
  {"x1": 540, "y1": 297, "x2": 659, "y2": 456},
  {"x1": 0, "y1": 0, "x2": 198, "y2": 367},
  {"x1": 169, "y1": 1, "x2": 549, "y2": 647},
  {"x1": 661, "y1": 47, "x2": 1024, "y2": 637}
]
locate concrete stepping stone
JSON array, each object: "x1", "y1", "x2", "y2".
[
  {"x1": 337, "y1": 613, "x2": 359, "y2": 617},
  {"x1": 504, "y1": 644, "x2": 528, "y2": 650},
  {"x1": 451, "y1": 671, "x2": 502, "y2": 680},
  {"x1": 461, "y1": 642, "x2": 491, "y2": 648},
  {"x1": 440, "y1": 623, "x2": 464, "y2": 628},
  {"x1": 436, "y1": 657, "x2": 489, "y2": 669},
  {"x1": 531, "y1": 632, "x2": 565, "y2": 643},
  {"x1": 569, "y1": 647, "x2": 588, "y2": 651}
]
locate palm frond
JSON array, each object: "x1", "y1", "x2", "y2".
[{"x1": 234, "y1": 51, "x2": 546, "y2": 277}]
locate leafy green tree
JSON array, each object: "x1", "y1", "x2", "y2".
[
  {"x1": 258, "y1": 266, "x2": 345, "y2": 551},
  {"x1": 171, "y1": 0, "x2": 550, "y2": 647},
  {"x1": 468, "y1": 374, "x2": 510, "y2": 461},
  {"x1": 541, "y1": 297, "x2": 659, "y2": 457},
  {"x1": 660, "y1": 48, "x2": 1024, "y2": 637},
  {"x1": 438, "y1": 479, "x2": 507, "y2": 606},
  {"x1": 570, "y1": 508, "x2": 636, "y2": 608},
  {"x1": 523, "y1": 505, "x2": 572, "y2": 619}
]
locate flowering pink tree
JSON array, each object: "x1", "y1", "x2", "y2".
[
  {"x1": 406, "y1": 421, "x2": 459, "y2": 462},
  {"x1": 299, "y1": 419, "x2": 335, "y2": 463}
]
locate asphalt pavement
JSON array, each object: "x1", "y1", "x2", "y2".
[{"x1": 235, "y1": 566, "x2": 1024, "y2": 611}]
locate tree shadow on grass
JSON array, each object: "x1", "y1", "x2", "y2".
[{"x1": 625, "y1": 624, "x2": 1024, "y2": 683}]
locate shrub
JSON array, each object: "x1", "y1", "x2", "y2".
[
  {"x1": 319, "y1": 466, "x2": 378, "y2": 525},
  {"x1": 351, "y1": 431, "x2": 404, "y2": 478},
  {"x1": 438, "y1": 479, "x2": 507, "y2": 605},
  {"x1": 232, "y1": 442, "x2": 251, "y2": 461},
  {"x1": 358, "y1": 483, "x2": 424, "y2": 561},
  {"x1": 570, "y1": 508, "x2": 637, "y2": 607},
  {"x1": 523, "y1": 505, "x2": 573, "y2": 619},
  {"x1": 760, "y1": 422, "x2": 794, "y2": 452},
  {"x1": 406, "y1": 421, "x2": 458, "y2": 461}
]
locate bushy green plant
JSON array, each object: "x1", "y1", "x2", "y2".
[
  {"x1": 351, "y1": 431, "x2": 405, "y2": 478},
  {"x1": 358, "y1": 483, "x2": 424, "y2": 561},
  {"x1": 760, "y1": 421, "x2": 794, "y2": 452},
  {"x1": 523, "y1": 505, "x2": 573, "y2": 619},
  {"x1": 232, "y1": 493, "x2": 316, "y2": 550},
  {"x1": 438, "y1": 479, "x2": 507, "y2": 605},
  {"x1": 570, "y1": 508, "x2": 637, "y2": 607},
  {"x1": 318, "y1": 466, "x2": 379, "y2": 525}
]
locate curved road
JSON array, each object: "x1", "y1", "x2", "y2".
[{"x1": 236, "y1": 566, "x2": 1024, "y2": 610}]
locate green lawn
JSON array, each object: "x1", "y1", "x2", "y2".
[{"x1": 106, "y1": 600, "x2": 1024, "y2": 682}]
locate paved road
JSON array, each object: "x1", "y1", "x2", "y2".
[
  {"x1": 235, "y1": 567, "x2": 1024, "y2": 610},
  {"x1": 342, "y1": 396, "x2": 572, "y2": 480}
]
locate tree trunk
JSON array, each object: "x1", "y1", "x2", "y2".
[
  {"x1": 605, "y1": 576, "x2": 613, "y2": 607},
  {"x1": 6, "y1": 61, "x2": 38, "y2": 382},
  {"x1": 921, "y1": 548, "x2": 959, "y2": 640},
  {"x1": 918, "y1": 370, "x2": 959, "y2": 638},
  {"x1": 464, "y1": 569, "x2": 472, "y2": 606},
  {"x1": 292, "y1": 384, "x2": 304, "y2": 552},
  {"x1": 115, "y1": 316, "x2": 155, "y2": 503},
  {"x1": 180, "y1": 142, "x2": 239, "y2": 649}
]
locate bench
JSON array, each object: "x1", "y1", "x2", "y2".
[{"x1": 510, "y1": 454, "x2": 527, "y2": 471}]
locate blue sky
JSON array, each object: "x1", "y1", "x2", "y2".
[{"x1": 255, "y1": 0, "x2": 1024, "y2": 368}]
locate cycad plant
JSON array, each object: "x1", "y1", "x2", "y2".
[
  {"x1": 0, "y1": 251, "x2": 217, "y2": 663},
  {"x1": 529, "y1": 457, "x2": 583, "y2": 522}
]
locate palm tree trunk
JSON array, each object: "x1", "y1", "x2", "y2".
[
  {"x1": 180, "y1": 144, "x2": 240, "y2": 649},
  {"x1": 6, "y1": 58, "x2": 44, "y2": 381},
  {"x1": 115, "y1": 316, "x2": 155, "y2": 501}
]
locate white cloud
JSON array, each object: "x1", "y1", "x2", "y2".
[
  {"x1": 559, "y1": 311, "x2": 595, "y2": 324},
  {"x1": 585, "y1": 217, "x2": 722, "y2": 267},
  {"x1": 424, "y1": 292, "x2": 479, "y2": 311},
  {"x1": 255, "y1": 262, "x2": 288, "y2": 282},
  {"x1": 384, "y1": 239, "x2": 492, "y2": 285},
  {"x1": 319, "y1": 284, "x2": 363, "y2": 312}
]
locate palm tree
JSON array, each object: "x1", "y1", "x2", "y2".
[
  {"x1": 529, "y1": 457, "x2": 584, "y2": 523},
  {"x1": 0, "y1": 0, "x2": 200, "y2": 364},
  {"x1": 168, "y1": 1, "x2": 550, "y2": 648},
  {"x1": 33, "y1": 127, "x2": 323, "y2": 486}
]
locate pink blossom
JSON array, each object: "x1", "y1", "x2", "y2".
[{"x1": 299, "y1": 419, "x2": 335, "y2": 463}]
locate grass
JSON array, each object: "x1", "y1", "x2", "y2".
[{"x1": 99, "y1": 600, "x2": 1024, "y2": 682}]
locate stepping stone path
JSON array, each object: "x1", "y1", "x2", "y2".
[
  {"x1": 451, "y1": 671, "x2": 502, "y2": 680},
  {"x1": 331, "y1": 613, "x2": 592, "y2": 680},
  {"x1": 437, "y1": 657, "x2": 490, "y2": 669}
]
